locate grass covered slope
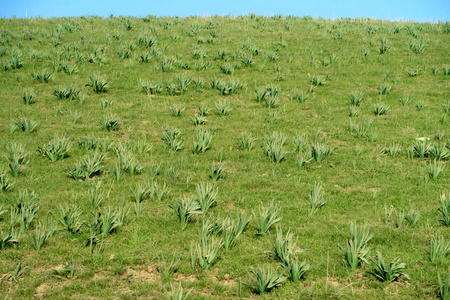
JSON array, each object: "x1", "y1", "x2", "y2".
[{"x1": 0, "y1": 14, "x2": 449, "y2": 299}]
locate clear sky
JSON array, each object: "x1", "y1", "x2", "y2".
[{"x1": 0, "y1": 0, "x2": 448, "y2": 23}]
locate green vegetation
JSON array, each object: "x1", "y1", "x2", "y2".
[{"x1": 0, "y1": 14, "x2": 448, "y2": 299}]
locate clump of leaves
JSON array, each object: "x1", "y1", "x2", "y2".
[
  {"x1": 86, "y1": 74, "x2": 108, "y2": 93},
  {"x1": 5, "y1": 143, "x2": 29, "y2": 177},
  {"x1": 37, "y1": 134, "x2": 72, "y2": 162},
  {"x1": 339, "y1": 223, "x2": 375, "y2": 270},
  {"x1": 243, "y1": 266, "x2": 287, "y2": 294},
  {"x1": 21, "y1": 88, "x2": 37, "y2": 105},
  {"x1": 369, "y1": 252, "x2": 409, "y2": 282},
  {"x1": 67, "y1": 151, "x2": 105, "y2": 180},
  {"x1": 308, "y1": 182, "x2": 326, "y2": 216},
  {"x1": 169, "y1": 197, "x2": 202, "y2": 230},
  {"x1": 253, "y1": 201, "x2": 283, "y2": 235}
]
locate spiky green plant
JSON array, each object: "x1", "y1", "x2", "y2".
[
  {"x1": 157, "y1": 253, "x2": 180, "y2": 279},
  {"x1": 339, "y1": 223, "x2": 375, "y2": 270},
  {"x1": 381, "y1": 143, "x2": 402, "y2": 157},
  {"x1": 27, "y1": 222, "x2": 51, "y2": 251},
  {"x1": 430, "y1": 234, "x2": 450, "y2": 264},
  {"x1": 99, "y1": 113, "x2": 120, "y2": 131},
  {"x1": 266, "y1": 226, "x2": 305, "y2": 265},
  {"x1": 50, "y1": 204, "x2": 83, "y2": 235},
  {"x1": 192, "y1": 129, "x2": 214, "y2": 154},
  {"x1": 404, "y1": 210, "x2": 421, "y2": 227},
  {"x1": 215, "y1": 100, "x2": 233, "y2": 116},
  {"x1": 439, "y1": 191, "x2": 450, "y2": 226},
  {"x1": 195, "y1": 182, "x2": 218, "y2": 213},
  {"x1": 348, "y1": 91, "x2": 364, "y2": 106},
  {"x1": 438, "y1": 270, "x2": 450, "y2": 300},
  {"x1": 190, "y1": 114, "x2": 207, "y2": 125},
  {"x1": 379, "y1": 83, "x2": 392, "y2": 95},
  {"x1": 37, "y1": 134, "x2": 72, "y2": 162},
  {"x1": 374, "y1": 102, "x2": 391, "y2": 115},
  {"x1": 311, "y1": 141, "x2": 334, "y2": 162},
  {"x1": 263, "y1": 132, "x2": 288, "y2": 163},
  {"x1": 425, "y1": 159, "x2": 445, "y2": 180},
  {"x1": 253, "y1": 201, "x2": 283, "y2": 235},
  {"x1": 31, "y1": 69, "x2": 53, "y2": 83},
  {"x1": 190, "y1": 236, "x2": 223, "y2": 270},
  {"x1": 53, "y1": 85, "x2": 82, "y2": 100},
  {"x1": 379, "y1": 37, "x2": 391, "y2": 54},
  {"x1": 413, "y1": 140, "x2": 431, "y2": 158},
  {"x1": 290, "y1": 90, "x2": 309, "y2": 103},
  {"x1": 66, "y1": 151, "x2": 105, "y2": 180},
  {"x1": 5, "y1": 142, "x2": 29, "y2": 177},
  {"x1": 209, "y1": 163, "x2": 225, "y2": 180},
  {"x1": 153, "y1": 181, "x2": 171, "y2": 201},
  {"x1": 169, "y1": 197, "x2": 202, "y2": 230},
  {"x1": 163, "y1": 283, "x2": 193, "y2": 300},
  {"x1": 243, "y1": 266, "x2": 287, "y2": 294},
  {"x1": 429, "y1": 144, "x2": 450, "y2": 161},
  {"x1": 308, "y1": 182, "x2": 326, "y2": 216},
  {"x1": 87, "y1": 181, "x2": 106, "y2": 209},
  {"x1": 169, "y1": 104, "x2": 185, "y2": 117},
  {"x1": 236, "y1": 133, "x2": 257, "y2": 151},
  {"x1": 399, "y1": 96, "x2": 412, "y2": 106},
  {"x1": 86, "y1": 74, "x2": 108, "y2": 93},
  {"x1": 281, "y1": 258, "x2": 310, "y2": 283},
  {"x1": 21, "y1": 88, "x2": 36, "y2": 105},
  {"x1": 10, "y1": 117, "x2": 39, "y2": 133},
  {"x1": 161, "y1": 127, "x2": 184, "y2": 152},
  {"x1": 369, "y1": 252, "x2": 409, "y2": 282},
  {"x1": 0, "y1": 169, "x2": 15, "y2": 193}
]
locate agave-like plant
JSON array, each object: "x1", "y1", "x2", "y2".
[
  {"x1": 195, "y1": 182, "x2": 218, "y2": 213},
  {"x1": 169, "y1": 197, "x2": 202, "y2": 230},
  {"x1": 308, "y1": 182, "x2": 326, "y2": 216},
  {"x1": 190, "y1": 236, "x2": 223, "y2": 270},
  {"x1": 5, "y1": 143, "x2": 29, "y2": 177},
  {"x1": 253, "y1": 201, "x2": 283, "y2": 235},
  {"x1": 339, "y1": 223, "x2": 374, "y2": 270},
  {"x1": 37, "y1": 134, "x2": 72, "y2": 162},
  {"x1": 369, "y1": 252, "x2": 409, "y2": 282},
  {"x1": 86, "y1": 74, "x2": 108, "y2": 93},
  {"x1": 243, "y1": 266, "x2": 287, "y2": 294}
]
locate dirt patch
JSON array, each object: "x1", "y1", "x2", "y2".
[{"x1": 125, "y1": 265, "x2": 158, "y2": 283}]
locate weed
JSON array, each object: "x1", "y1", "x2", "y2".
[
  {"x1": 10, "y1": 117, "x2": 39, "y2": 133},
  {"x1": 430, "y1": 234, "x2": 450, "y2": 264},
  {"x1": 369, "y1": 252, "x2": 409, "y2": 282},
  {"x1": 192, "y1": 129, "x2": 214, "y2": 154},
  {"x1": 237, "y1": 133, "x2": 257, "y2": 151},
  {"x1": 215, "y1": 100, "x2": 233, "y2": 116}
]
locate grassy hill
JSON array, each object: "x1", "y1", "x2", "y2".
[{"x1": 0, "y1": 14, "x2": 449, "y2": 299}]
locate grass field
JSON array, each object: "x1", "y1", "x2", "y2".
[{"x1": 0, "y1": 14, "x2": 449, "y2": 299}]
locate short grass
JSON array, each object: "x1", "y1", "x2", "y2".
[{"x1": 0, "y1": 14, "x2": 449, "y2": 299}]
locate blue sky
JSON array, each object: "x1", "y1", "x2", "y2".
[{"x1": 0, "y1": 0, "x2": 449, "y2": 22}]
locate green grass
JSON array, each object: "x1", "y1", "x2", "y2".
[{"x1": 0, "y1": 14, "x2": 448, "y2": 299}]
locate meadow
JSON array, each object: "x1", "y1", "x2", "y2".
[{"x1": 0, "y1": 14, "x2": 449, "y2": 299}]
